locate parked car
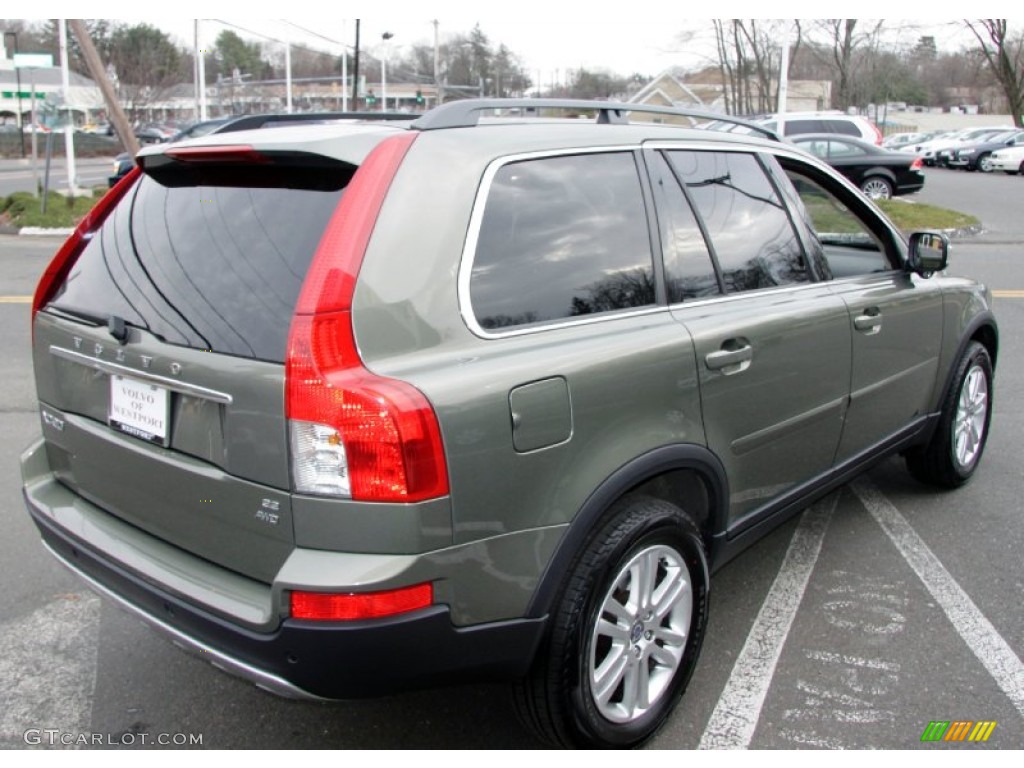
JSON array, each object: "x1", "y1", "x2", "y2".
[
  {"x1": 755, "y1": 111, "x2": 884, "y2": 144},
  {"x1": 706, "y1": 111, "x2": 883, "y2": 145},
  {"x1": 915, "y1": 126, "x2": 1012, "y2": 166},
  {"x1": 988, "y1": 143, "x2": 1024, "y2": 175},
  {"x1": 947, "y1": 129, "x2": 1024, "y2": 172},
  {"x1": 23, "y1": 99, "x2": 998, "y2": 749},
  {"x1": 881, "y1": 131, "x2": 928, "y2": 149},
  {"x1": 789, "y1": 133, "x2": 926, "y2": 198}
]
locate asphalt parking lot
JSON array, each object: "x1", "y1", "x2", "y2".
[{"x1": 1, "y1": 166, "x2": 1022, "y2": 749}]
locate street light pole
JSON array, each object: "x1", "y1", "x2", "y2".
[
  {"x1": 381, "y1": 32, "x2": 393, "y2": 112},
  {"x1": 3, "y1": 31, "x2": 25, "y2": 156}
]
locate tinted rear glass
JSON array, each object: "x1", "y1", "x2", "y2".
[
  {"x1": 47, "y1": 172, "x2": 346, "y2": 362},
  {"x1": 470, "y1": 152, "x2": 655, "y2": 330}
]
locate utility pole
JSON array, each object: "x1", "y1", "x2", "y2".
[
  {"x1": 68, "y1": 19, "x2": 139, "y2": 157},
  {"x1": 58, "y1": 20, "x2": 78, "y2": 193},
  {"x1": 341, "y1": 19, "x2": 348, "y2": 111},
  {"x1": 433, "y1": 19, "x2": 443, "y2": 105},
  {"x1": 351, "y1": 20, "x2": 360, "y2": 108},
  {"x1": 777, "y1": 20, "x2": 791, "y2": 129}
]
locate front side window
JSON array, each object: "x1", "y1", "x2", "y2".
[
  {"x1": 666, "y1": 151, "x2": 809, "y2": 293},
  {"x1": 470, "y1": 152, "x2": 655, "y2": 331},
  {"x1": 779, "y1": 163, "x2": 895, "y2": 278}
]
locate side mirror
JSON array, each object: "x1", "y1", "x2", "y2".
[{"x1": 907, "y1": 231, "x2": 949, "y2": 277}]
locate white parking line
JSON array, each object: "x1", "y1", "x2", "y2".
[
  {"x1": 851, "y1": 477, "x2": 1024, "y2": 719},
  {"x1": 698, "y1": 493, "x2": 838, "y2": 749}
]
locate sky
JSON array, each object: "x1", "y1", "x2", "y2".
[{"x1": 19, "y1": 5, "x2": 1020, "y2": 82}]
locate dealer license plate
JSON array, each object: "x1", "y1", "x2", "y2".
[{"x1": 109, "y1": 375, "x2": 169, "y2": 445}]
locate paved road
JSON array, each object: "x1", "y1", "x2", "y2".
[
  {"x1": 914, "y1": 166, "x2": 1024, "y2": 243},
  {"x1": 0, "y1": 156, "x2": 114, "y2": 197},
  {"x1": 1, "y1": 169, "x2": 1022, "y2": 749}
]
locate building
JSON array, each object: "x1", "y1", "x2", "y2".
[
  {"x1": 1, "y1": 51, "x2": 105, "y2": 127},
  {"x1": 630, "y1": 67, "x2": 832, "y2": 119}
]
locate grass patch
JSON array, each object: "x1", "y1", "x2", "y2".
[
  {"x1": 0, "y1": 189, "x2": 103, "y2": 229},
  {"x1": 875, "y1": 199, "x2": 980, "y2": 232}
]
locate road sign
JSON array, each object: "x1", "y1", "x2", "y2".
[{"x1": 13, "y1": 53, "x2": 54, "y2": 69}]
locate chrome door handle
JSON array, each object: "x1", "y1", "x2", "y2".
[
  {"x1": 854, "y1": 312, "x2": 882, "y2": 334},
  {"x1": 705, "y1": 344, "x2": 753, "y2": 373}
]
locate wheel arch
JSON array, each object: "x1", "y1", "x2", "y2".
[
  {"x1": 927, "y1": 312, "x2": 999, "y2": 439},
  {"x1": 525, "y1": 444, "x2": 729, "y2": 620}
]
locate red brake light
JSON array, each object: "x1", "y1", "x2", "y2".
[
  {"x1": 32, "y1": 165, "x2": 141, "y2": 320},
  {"x1": 290, "y1": 583, "x2": 434, "y2": 621},
  {"x1": 286, "y1": 131, "x2": 448, "y2": 503},
  {"x1": 910, "y1": 157, "x2": 924, "y2": 170},
  {"x1": 164, "y1": 144, "x2": 269, "y2": 164},
  {"x1": 871, "y1": 122, "x2": 884, "y2": 145}
]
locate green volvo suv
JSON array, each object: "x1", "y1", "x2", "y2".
[{"x1": 21, "y1": 100, "x2": 997, "y2": 748}]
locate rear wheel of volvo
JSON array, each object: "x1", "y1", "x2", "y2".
[{"x1": 516, "y1": 496, "x2": 709, "y2": 748}]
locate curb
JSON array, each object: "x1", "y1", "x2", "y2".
[{"x1": 18, "y1": 227, "x2": 75, "y2": 237}]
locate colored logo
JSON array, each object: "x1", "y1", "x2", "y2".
[{"x1": 921, "y1": 721, "x2": 996, "y2": 743}]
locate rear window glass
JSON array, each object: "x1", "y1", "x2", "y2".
[
  {"x1": 47, "y1": 172, "x2": 346, "y2": 362},
  {"x1": 470, "y1": 152, "x2": 655, "y2": 331}
]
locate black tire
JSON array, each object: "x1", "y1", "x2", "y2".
[
  {"x1": 906, "y1": 341, "x2": 993, "y2": 488},
  {"x1": 515, "y1": 496, "x2": 709, "y2": 748},
  {"x1": 976, "y1": 153, "x2": 994, "y2": 173}
]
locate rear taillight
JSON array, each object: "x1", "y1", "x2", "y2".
[
  {"x1": 910, "y1": 157, "x2": 924, "y2": 170},
  {"x1": 32, "y1": 166, "x2": 141, "y2": 320},
  {"x1": 871, "y1": 122, "x2": 884, "y2": 146},
  {"x1": 285, "y1": 131, "x2": 449, "y2": 503}
]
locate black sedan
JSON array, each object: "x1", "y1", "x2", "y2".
[{"x1": 789, "y1": 134, "x2": 925, "y2": 199}]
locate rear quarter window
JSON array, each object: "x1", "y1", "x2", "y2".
[{"x1": 469, "y1": 151, "x2": 656, "y2": 331}]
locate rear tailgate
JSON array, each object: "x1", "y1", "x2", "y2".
[{"x1": 32, "y1": 150, "x2": 353, "y2": 583}]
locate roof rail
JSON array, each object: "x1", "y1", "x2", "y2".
[
  {"x1": 216, "y1": 111, "x2": 413, "y2": 133},
  {"x1": 409, "y1": 98, "x2": 779, "y2": 140}
]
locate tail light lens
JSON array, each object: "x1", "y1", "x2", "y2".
[
  {"x1": 870, "y1": 122, "x2": 884, "y2": 146},
  {"x1": 286, "y1": 131, "x2": 449, "y2": 503},
  {"x1": 287, "y1": 313, "x2": 448, "y2": 502},
  {"x1": 32, "y1": 166, "x2": 141, "y2": 320},
  {"x1": 910, "y1": 157, "x2": 924, "y2": 170}
]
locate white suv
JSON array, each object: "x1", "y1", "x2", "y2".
[{"x1": 757, "y1": 111, "x2": 883, "y2": 145}]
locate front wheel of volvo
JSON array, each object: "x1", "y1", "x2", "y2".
[
  {"x1": 906, "y1": 341, "x2": 993, "y2": 488},
  {"x1": 515, "y1": 497, "x2": 709, "y2": 748}
]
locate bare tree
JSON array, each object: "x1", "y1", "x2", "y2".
[
  {"x1": 810, "y1": 19, "x2": 885, "y2": 109},
  {"x1": 710, "y1": 20, "x2": 797, "y2": 115},
  {"x1": 964, "y1": 19, "x2": 1024, "y2": 126}
]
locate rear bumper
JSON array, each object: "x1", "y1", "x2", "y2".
[{"x1": 23, "y1": 453, "x2": 546, "y2": 700}]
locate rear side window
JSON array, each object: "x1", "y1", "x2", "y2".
[
  {"x1": 666, "y1": 151, "x2": 808, "y2": 292},
  {"x1": 781, "y1": 119, "x2": 825, "y2": 136},
  {"x1": 470, "y1": 152, "x2": 655, "y2": 331},
  {"x1": 824, "y1": 119, "x2": 861, "y2": 137},
  {"x1": 47, "y1": 171, "x2": 346, "y2": 362}
]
